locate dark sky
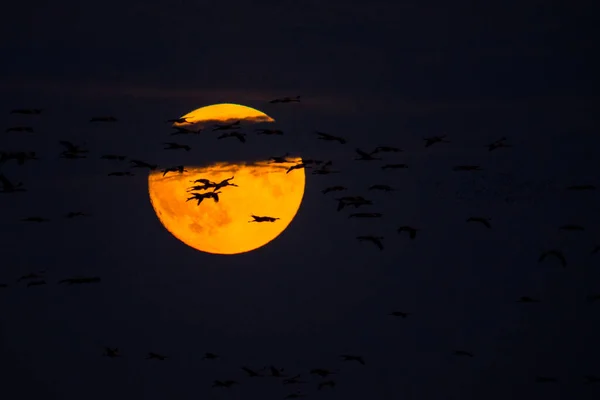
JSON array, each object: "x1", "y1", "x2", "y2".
[{"x1": 1, "y1": 0, "x2": 599, "y2": 399}]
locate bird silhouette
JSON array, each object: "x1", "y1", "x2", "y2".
[
  {"x1": 355, "y1": 148, "x2": 381, "y2": 160},
  {"x1": 340, "y1": 354, "x2": 365, "y2": 365},
  {"x1": 218, "y1": 131, "x2": 246, "y2": 143},
  {"x1": 381, "y1": 163, "x2": 408, "y2": 170},
  {"x1": 397, "y1": 226, "x2": 418, "y2": 239},
  {"x1": 424, "y1": 135, "x2": 450, "y2": 147},
  {"x1": 249, "y1": 215, "x2": 280, "y2": 223},
  {"x1": 269, "y1": 96, "x2": 300, "y2": 103},
  {"x1": 130, "y1": 159, "x2": 157, "y2": 170},
  {"x1": 357, "y1": 236, "x2": 384, "y2": 250},
  {"x1": 316, "y1": 131, "x2": 346, "y2": 144},
  {"x1": 466, "y1": 217, "x2": 492, "y2": 228},
  {"x1": 538, "y1": 250, "x2": 567, "y2": 268},
  {"x1": 146, "y1": 352, "x2": 168, "y2": 360},
  {"x1": 163, "y1": 142, "x2": 191, "y2": 151},
  {"x1": 322, "y1": 186, "x2": 347, "y2": 194}
]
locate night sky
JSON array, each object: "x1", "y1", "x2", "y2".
[{"x1": 1, "y1": 1, "x2": 599, "y2": 399}]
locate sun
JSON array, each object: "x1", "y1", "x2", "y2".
[
  {"x1": 174, "y1": 103, "x2": 274, "y2": 128},
  {"x1": 148, "y1": 103, "x2": 304, "y2": 255},
  {"x1": 148, "y1": 160, "x2": 305, "y2": 254}
]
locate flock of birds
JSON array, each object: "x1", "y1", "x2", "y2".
[{"x1": 1, "y1": 96, "x2": 600, "y2": 398}]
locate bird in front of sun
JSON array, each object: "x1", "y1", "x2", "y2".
[{"x1": 249, "y1": 215, "x2": 280, "y2": 223}]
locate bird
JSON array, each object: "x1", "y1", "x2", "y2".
[
  {"x1": 146, "y1": 352, "x2": 168, "y2": 360},
  {"x1": 241, "y1": 367, "x2": 264, "y2": 377},
  {"x1": 282, "y1": 375, "x2": 306, "y2": 384},
  {"x1": 187, "y1": 191, "x2": 221, "y2": 205},
  {"x1": 166, "y1": 117, "x2": 189, "y2": 123},
  {"x1": 27, "y1": 280, "x2": 46, "y2": 288},
  {"x1": 58, "y1": 277, "x2": 101, "y2": 285},
  {"x1": 17, "y1": 272, "x2": 45, "y2": 282},
  {"x1": 559, "y1": 224, "x2": 584, "y2": 231},
  {"x1": 453, "y1": 350, "x2": 474, "y2": 357},
  {"x1": 108, "y1": 171, "x2": 134, "y2": 177},
  {"x1": 357, "y1": 236, "x2": 384, "y2": 250},
  {"x1": 487, "y1": 137, "x2": 512, "y2": 151},
  {"x1": 318, "y1": 380, "x2": 336, "y2": 390},
  {"x1": 536, "y1": 377, "x2": 558, "y2": 383},
  {"x1": 517, "y1": 296, "x2": 540, "y2": 303},
  {"x1": 256, "y1": 128, "x2": 284, "y2": 135},
  {"x1": 212, "y1": 120, "x2": 241, "y2": 131},
  {"x1": 424, "y1": 135, "x2": 450, "y2": 147},
  {"x1": 397, "y1": 226, "x2": 418, "y2": 239},
  {"x1": 287, "y1": 163, "x2": 308, "y2": 174},
  {"x1": 163, "y1": 142, "x2": 191, "y2": 151},
  {"x1": 284, "y1": 391, "x2": 306, "y2": 398},
  {"x1": 21, "y1": 217, "x2": 49, "y2": 223},
  {"x1": 369, "y1": 184, "x2": 394, "y2": 192},
  {"x1": 340, "y1": 355, "x2": 365, "y2": 365},
  {"x1": 170, "y1": 126, "x2": 202, "y2": 135},
  {"x1": 213, "y1": 177, "x2": 238, "y2": 191},
  {"x1": 103, "y1": 348, "x2": 121, "y2": 358},
  {"x1": 269, "y1": 96, "x2": 300, "y2": 103},
  {"x1": 90, "y1": 116, "x2": 117, "y2": 122},
  {"x1": 10, "y1": 108, "x2": 42, "y2": 115},
  {"x1": 583, "y1": 375, "x2": 600, "y2": 384},
  {"x1": 212, "y1": 380, "x2": 238, "y2": 388},
  {"x1": 0, "y1": 174, "x2": 26, "y2": 193},
  {"x1": 309, "y1": 369, "x2": 336, "y2": 378},
  {"x1": 130, "y1": 159, "x2": 157, "y2": 170},
  {"x1": 269, "y1": 153, "x2": 291, "y2": 163},
  {"x1": 249, "y1": 215, "x2": 280, "y2": 223},
  {"x1": 453, "y1": 165, "x2": 482, "y2": 171},
  {"x1": 355, "y1": 148, "x2": 381, "y2": 160},
  {"x1": 466, "y1": 217, "x2": 492, "y2": 228},
  {"x1": 389, "y1": 311, "x2": 410, "y2": 318},
  {"x1": 566, "y1": 184, "x2": 596, "y2": 190},
  {"x1": 538, "y1": 250, "x2": 567, "y2": 268},
  {"x1": 65, "y1": 211, "x2": 90, "y2": 218},
  {"x1": 267, "y1": 366, "x2": 287, "y2": 377},
  {"x1": 381, "y1": 163, "x2": 408, "y2": 170},
  {"x1": 202, "y1": 352, "x2": 219, "y2": 360},
  {"x1": 349, "y1": 213, "x2": 382, "y2": 218},
  {"x1": 322, "y1": 186, "x2": 347, "y2": 194},
  {"x1": 59, "y1": 140, "x2": 88, "y2": 154},
  {"x1": 336, "y1": 196, "x2": 372, "y2": 211},
  {"x1": 316, "y1": 131, "x2": 346, "y2": 144},
  {"x1": 100, "y1": 154, "x2": 126, "y2": 161},
  {"x1": 5, "y1": 126, "x2": 34, "y2": 133},
  {"x1": 162, "y1": 165, "x2": 187, "y2": 176},
  {"x1": 372, "y1": 146, "x2": 402, "y2": 153},
  {"x1": 217, "y1": 131, "x2": 246, "y2": 143}
]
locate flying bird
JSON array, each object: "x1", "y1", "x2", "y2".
[
  {"x1": 424, "y1": 135, "x2": 450, "y2": 147},
  {"x1": 5, "y1": 126, "x2": 34, "y2": 133},
  {"x1": 389, "y1": 311, "x2": 410, "y2": 318},
  {"x1": 369, "y1": 184, "x2": 394, "y2": 192},
  {"x1": 283, "y1": 375, "x2": 306, "y2": 385},
  {"x1": 381, "y1": 163, "x2": 408, "y2": 170},
  {"x1": 100, "y1": 154, "x2": 126, "y2": 161},
  {"x1": 321, "y1": 186, "x2": 347, "y2": 194},
  {"x1": 287, "y1": 163, "x2": 308, "y2": 174},
  {"x1": 372, "y1": 146, "x2": 402, "y2": 153},
  {"x1": 103, "y1": 348, "x2": 121, "y2": 358},
  {"x1": 65, "y1": 211, "x2": 90, "y2": 218},
  {"x1": 355, "y1": 148, "x2": 381, "y2": 160},
  {"x1": 453, "y1": 165, "x2": 482, "y2": 171},
  {"x1": 170, "y1": 126, "x2": 202, "y2": 135},
  {"x1": 10, "y1": 108, "x2": 42, "y2": 115},
  {"x1": 213, "y1": 177, "x2": 237, "y2": 191},
  {"x1": 187, "y1": 191, "x2": 221, "y2": 205},
  {"x1": 108, "y1": 171, "x2": 134, "y2": 177},
  {"x1": 163, "y1": 142, "x2": 191, "y2": 151},
  {"x1": 318, "y1": 380, "x2": 336, "y2": 390},
  {"x1": 0, "y1": 174, "x2": 26, "y2": 193},
  {"x1": 357, "y1": 236, "x2": 384, "y2": 250},
  {"x1": 21, "y1": 217, "x2": 49, "y2": 223},
  {"x1": 146, "y1": 352, "x2": 168, "y2": 360},
  {"x1": 466, "y1": 217, "x2": 492, "y2": 228},
  {"x1": 309, "y1": 369, "x2": 336, "y2": 378},
  {"x1": 340, "y1": 355, "x2": 365, "y2": 365},
  {"x1": 559, "y1": 224, "x2": 584, "y2": 231},
  {"x1": 241, "y1": 367, "x2": 264, "y2": 377},
  {"x1": 269, "y1": 96, "x2": 300, "y2": 103},
  {"x1": 212, "y1": 120, "x2": 241, "y2": 131},
  {"x1": 566, "y1": 185, "x2": 596, "y2": 191},
  {"x1": 316, "y1": 131, "x2": 346, "y2": 144},
  {"x1": 249, "y1": 215, "x2": 280, "y2": 223},
  {"x1": 218, "y1": 131, "x2": 246, "y2": 143},
  {"x1": 487, "y1": 137, "x2": 512, "y2": 151},
  {"x1": 59, "y1": 277, "x2": 101, "y2": 285},
  {"x1": 397, "y1": 226, "x2": 418, "y2": 239},
  {"x1": 130, "y1": 159, "x2": 157, "y2": 170},
  {"x1": 203, "y1": 352, "x2": 219, "y2": 360},
  {"x1": 162, "y1": 165, "x2": 187, "y2": 176},
  {"x1": 212, "y1": 380, "x2": 238, "y2": 388},
  {"x1": 166, "y1": 117, "x2": 189, "y2": 123},
  {"x1": 256, "y1": 129, "x2": 284, "y2": 135},
  {"x1": 59, "y1": 140, "x2": 88, "y2": 154},
  {"x1": 517, "y1": 296, "x2": 540, "y2": 303},
  {"x1": 538, "y1": 250, "x2": 567, "y2": 268},
  {"x1": 90, "y1": 116, "x2": 117, "y2": 122},
  {"x1": 27, "y1": 280, "x2": 46, "y2": 287},
  {"x1": 349, "y1": 213, "x2": 382, "y2": 218},
  {"x1": 453, "y1": 350, "x2": 474, "y2": 357}
]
